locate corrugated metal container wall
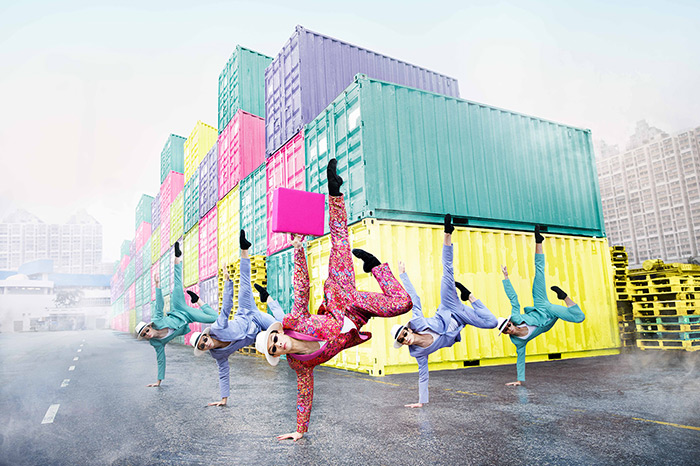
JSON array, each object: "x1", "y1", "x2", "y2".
[
  {"x1": 305, "y1": 75, "x2": 604, "y2": 237},
  {"x1": 217, "y1": 186, "x2": 240, "y2": 268},
  {"x1": 129, "y1": 309, "x2": 136, "y2": 333},
  {"x1": 142, "y1": 302, "x2": 151, "y2": 324},
  {"x1": 142, "y1": 236, "x2": 151, "y2": 275},
  {"x1": 135, "y1": 195, "x2": 154, "y2": 230},
  {"x1": 266, "y1": 131, "x2": 306, "y2": 256},
  {"x1": 135, "y1": 275, "x2": 143, "y2": 307},
  {"x1": 304, "y1": 219, "x2": 618, "y2": 376},
  {"x1": 218, "y1": 110, "x2": 266, "y2": 199},
  {"x1": 151, "y1": 193, "x2": 161, "y2": 229},
  {"x1": 199, "y1": 207, "x2": 218, "y2": 280},
  {"x1": 199, "y1": 143, "x2": 218, "y2": 218},
  {"x1": 239, "y1": 164, "x2": 267, "y2": 256},
  {"x1": 184, "y1": 121, "x2": 218, "y2": 183},
  {"x1": 266, "y1": 248, "x2": 294, "y2": 316},
  {"x1": 134, "y1": 222, "x2": 151, "y2": 251},
  {"x1": 151, "y1": 228, "x2": 160, "y2": 264},
  {"x1": 265, "y1": 25, "x2": 460, "y2": 155},
  {"x1": 184, "y1": 172, "x2": 200, "y2": 234},
  {"x1": 134, "y1": 251, "x2": 144, "y2": 282},
  {"x1": 170, "y1": 191, "x2": 184, "y2": 246},
  {"x1": 127, "y1": 283, "x2": 136, "y2": 309},
  {"x1": 150, "y1": 263, "x2": 158, "y2": 301},
  {"x1": 183, "y1": 225, "x2": 199, "y2": 287},
  {"x1": 218, "y1": 45, "x2": 272, "y2": 129},
  {"x1": 160, "y1": 135, "x2": 186, "y2": 184},
  {"x1": 159, "y1": 208, "x2": 170, "y2": 256},
  {"x1": 121, "y1": 241, "x2": 131, "y2": 257},
  {"x1": 125, "y1": 261, "x2": 135, "y2": 287},
  {"x1": 160, "y1": 247, "x2": 174, "y2": 296},
  {"x1": 160, "y1": 171, "x2": 184, "y2": 209},
  {"x1": 142, "y1": 272, "x2": 151, "y2": 307},
  {"x1": 200, "y1": 277, "x2": 219, "y2": 310}
]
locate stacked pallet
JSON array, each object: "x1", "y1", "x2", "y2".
[
  {"x1": 611, "y1": 246, "x2": 634, "y2": 349},
  {"x1": 630, "y1": 260, "x2": 700, "y2": 352}
]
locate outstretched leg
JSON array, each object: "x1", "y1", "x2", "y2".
[
  {"x1": 547, "y1": 286, "x2": 585, "y2": 323},
  {"x1": 325, "y1": 160, "x2": 355, "y2": 292},
  {"x1": 351, "y1": 264, "x2": 412, "y2": 326},
  {"x1": 532, "y1": 226, "x2": 548, "y2": 309}
]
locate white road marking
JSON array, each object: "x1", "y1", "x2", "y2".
[
  {"x1": 69, "y1": 366, "x2": 75, "y2": 371},
  {"x1": 77, "y1": 349, "x2": 82, "y2": 353},
  {"x1": 73, "y1": 357, "x2": 79, "y2": 361},
  {"x1": 61, "y1": 379, "x2": 70, "y2": 388},
  {"x1": 80, "y1": 344, "x2": 83, "y2": 347},
  {"x1": 42, "y1": 404, "x2": 60, "y2": 424}
]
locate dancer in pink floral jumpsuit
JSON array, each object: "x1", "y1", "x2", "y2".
[{"x1": 255, "y1": 158, "x2": 412, "y2": 441}]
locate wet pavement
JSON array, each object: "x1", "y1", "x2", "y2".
[{"x1": 1, "y1": 330, "x2": 698, "y2": 465}]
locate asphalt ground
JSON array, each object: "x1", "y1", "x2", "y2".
[{"x1": 1, "y1": 330, "x2": 698, "y2": 465}]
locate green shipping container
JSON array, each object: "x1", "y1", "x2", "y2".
[
  {"x1": 305, "y1": 75, "x2": 604, "y2": 237},
  {"x1": 142, "y1": 237, "x2": 151, "y2": 276},
  {"x1": 125, "y1": 261, "x2": 135, "y2": 287},
  {"x1": 218, "y1": 46, "x2": 272, "y2": 131},
  {"x1": 135, "y1": 194, "x2": 154, "y2": 230},
  {"x1": 239, "y1": 164, "x2": 267, "y2": 256},
  {"x1": 160, "y1": 252, "x2": 171, "y2": 297},
  {"x1": 121, "y1": 241, "x2": 131, "y2": 257},
  {"x1": 266, "y1": 248, "x2": 294, "y2": 316},
  {"x1": 184, "y1": 172, "x2": 200, "y2": 234},
  {"x1": 161, "y1": 134, "x2": 186, "y2": 184}
]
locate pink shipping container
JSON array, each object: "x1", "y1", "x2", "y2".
[
  {"x1": 135, "y1": 222, "x2": 152, "y2": 251},
  {"x1": 128, "y1": 284, "x2": 136, "y2": 310},
  {"x1": 266, "y1": 131, "x2": 306, "y2": 255},
  {"x1": 160, "y1": 171, "x2": 185, "y2": 215},
  {"x1": 160, "y1": 208, "x2": 171, "y2": 256},
  {"x1": 218, "y1": 110, "x2": 265, "y2": 200},
  {"x1": 151, "y1": 263, "x2": 158, "y2": 301},
  {"x1": 119, "y1": 255, "x2": 130, "y2": 273},
  {"x1": 198, "y1": 207, "x2": 218, "y2": 280}
]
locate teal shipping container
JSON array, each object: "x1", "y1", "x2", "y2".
[
  {"x1": 125, "y1": 261, "x2": 135, "y2": 287},
  {"x1": 142, "y1": 237, "x2": 151, "y2": 276},
  {"x1": 218, "y1": 46, "x2": 272, "y2": 131},
  {"x1": 305, "y1": 75, "x2": 604, "y2": 237},
  {"x1": 160, "y1": 135, "x2": 187, "y2": 184},
  {"x1": 239, "y1": 164, "x2": 267, "y2": 256},
  {"x1": 184, "y1": 172, "x2": 200, "y2": 234},
  {"x1": 160, "y1": 251, "x2": 171, "y2": 297},
  {"x1": 120, "y1": 240, "x2": 131, "y2": 258},
  {"x1": 142, "y1": 272, "x2": 151, "y2": 307},
  {"x1": 136, "y1": 275, "x2": 143, "y2": 308},
  {"x1": 266, "y1": 248, "x2": 294, "y2": 316},
  {"x1": 135, "y1": 194, "x2": 154, "y2": 230}
]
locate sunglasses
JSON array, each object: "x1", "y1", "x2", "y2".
[
  {"x1": 268, "y1": 331, "x2": 279, "y2": 355},
  {"x1": 197, "y1": 335, "x2": 209, "y2": 351},
  {"x1": 396, "y1": 327, "x2": 409, "y2": 344}
]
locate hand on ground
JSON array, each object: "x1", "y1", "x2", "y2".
[
  {"x1": 277, "y1": 432, "x2": 303, "y2": 442},
  {"x1": 506, "y1": 381, "x2": 522, "y2": 387},
  {"x1": 405, "y1": 402, "x2": 423, "y2": 408}
]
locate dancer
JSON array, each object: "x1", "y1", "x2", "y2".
[
  {"x1": 392, "y1": 214, "x2": 498, "y2": 407},
  {"x1": 135, "y1": 241, "x2": 218, "y2": 387},
  {"x1": 255, "y1": 158, "x2": 412, "y2": 441},
  {"x1": 497, "y1": 225, "x2": 586, "y2": 386},
  {"x1": 189, "y1": 230, "x2": 285, "y2": 406}
]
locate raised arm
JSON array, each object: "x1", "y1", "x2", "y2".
[
  {"x1": 216, "y1": 279, "x2": 234, "y2": 328},
  {"x1": 153, "y1": 287, "x2": 164, "y2": 321},
  {"x1": 267, "y1": 298, "x2": 286, "y2": 321},
  {"x1": 277, "y1": 366, "x2": 313, "y2": 442},
  {"x1": 501, "y1": 265, "x2": 521, "y2": 317},
  {"x1": 398, "y1": 262, "x2": 423, "y2": 319}
]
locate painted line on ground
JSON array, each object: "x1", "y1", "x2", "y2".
[
  {"x1": 80, "y1": 344, "x2": 83, "y2": 347},
  {"x1": 632, "y1": 417, "x2": 700, "y2": 432},
  {"x1": 455, "y1": 390, "x2": 488, "y2": 397},
  {"x1": 69, "y1": 366, "x2": 75, "y2": 371},
  {"x1": 41, "y1": 404, "x2": 60, "y2": 424},
  {"x1": 61, "y1": 379, "x2": 70, "y2": 388},
  {"x1": 73, "y1": 357, "x2": 79, "y2": 361},
  {"x1": 77, "y1": 349, "x2": 82, "y2": 353}
]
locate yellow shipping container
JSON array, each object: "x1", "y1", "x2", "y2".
[
  {"x1": 184, "y1": 121, "x2": 218, "y2": 182},
  {"x1": 183, "y1": 225, "x2": 199, "y2": 287},
  {"x1": 128, "y1": 308, "x2": 136, "y2": 334},
  {"x1": 170, "y1": 191, "x2": 184, "y2": 246},
  {"x1": 305, "y1": 219, "x2": 620, "y2": 376},
  {"x1": 151, "y1": 228, "x2": 161, "y2": 264},
  {"x1": 217, "y1": 186, "x2": 240, "y2": 268}
]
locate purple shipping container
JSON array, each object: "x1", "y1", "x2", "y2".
[
  {"x1": 199, "y1": 142, "x2": 219, "y2": 218},
  {"x1": 151, "y1": 193, "x2": 161, "y2": 228},
  {"x1": 264, "y1": 25, "x2": 460, "y2": 155},
  {"x1": 142, "y1": 302, "x2": 151, "y2": 324},
  {"x1": 200, "y1": 277, "x2": 219, "y2": 310}
]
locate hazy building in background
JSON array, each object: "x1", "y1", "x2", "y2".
[
  {"x1": 0, "y1": 209, "x2": 108, "y2": 274},
  {"x1": 596, "y1": 120, "x2": 700, "y2": 266}
]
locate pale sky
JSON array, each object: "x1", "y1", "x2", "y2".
[{"x1": 1, "y1": 0, "x2": 698, "y2": 262}]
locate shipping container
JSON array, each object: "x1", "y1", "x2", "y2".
[
  {"x1": 304, "y1": 219, "x2": 618, "y2": 376},
  {"x1": 134, "y1": 222, "x2": 151, "y2": 251},
  {"x1": 160, "y1": 135, "x2": 186, "y2": 184},
  {"x1": 217, "y1": 186, "x2": 240, "y2": 267},
  {"x1": 127, "y1": 283, "x2": 136, "y2": 310},
  {"x1": 218, "y1": 110, "x2": 265, "y2": 199},
  {"x1": 199, "y1": 142, "x2": 218, "y2": 218},
  {"x1": 239, "y1": 164, "x2": 267, "y2": 256},
  {"x1": 170, "y1": 191, "x2": 184, "y2": 246},
  {"x1": 135, "y1": 194, "x2": 154, "y2": 230},
  {"x1": 161, "y1": 171, "x2": 185, "y2": 213},
  {"x1": 160, "y1": 248, "x2": 174, "y2": 296},
  {"x1": 121, "y1": 240, "x2": 131, "y2": 257},
  {"x1": 142, "y1": 302, "x2": 152, "y2": 324},
  {"x1": 218, "y1": 45, "x2": 272, "y2": 129},
  {"x1": 266, "y1": 248, "x2": 294, "y2": 316},
  {"x1": 200, "y1": 277, "x2": 219, "y2": 310},
  {"x1": 265, "y1": 25, "x2": 460, "y2": 155},
  {"x1": 151, "y1": 263, "x2": 158, "y2": 302},
  {"x1": 305, "y1": 75, "x2": 604, "y2": 237},
  {"x1": 266, "y1": 130, "x2": 306, "y2": 255},
  {"x1": 151, "y1": 228, "x2": 160, "y2": 264},
  {"x1": 183, "y1": 225, "x2": 199, "y2": 287},
  {"x1": 184, "y1": 172, "x2": 199, "y2": 234},
  {"x1": 184, "y1": 121, "x2": 218, "y2": 182},
  {"x1": 199, "y1": 207, "x2": 218, "y2": 280},
  {"x1": 129, "y1": 309, "x2": 136, "y2": 333},
  {"x1": 142, "y1": 272, "x2": 151, "y2": 308},
  {"x1": 125, "y1": 261, "x2": 135, "y2": 287},
  {"x1": 135, "y1": 275, "x2": 143, "y2": 307},
  {"x1": 151, "y1": 193, "x2": 161, "y2": 229},
  {"x1": 134, "y1": 250, "x2": 144, "y2": 281},
  {"x1": 160, "y1": 208, "x2": 171, "y2": 256},
  {"x1": 142, "y1": 236, "x2": 151, "y2": 275}
]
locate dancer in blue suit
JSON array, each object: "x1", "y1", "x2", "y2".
[
  {"x1": 497, "y1": 225, "x2": 586, "y2": 386},
  {"x1": 135, "y1": 241, "x2": 218, "y2": 387},
  {"x1": 392, "y1": 214, "x2": 498, "y2": 407},
  {"x1": 190, "y1": 230, "x2": 284, "y2": 406}
]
